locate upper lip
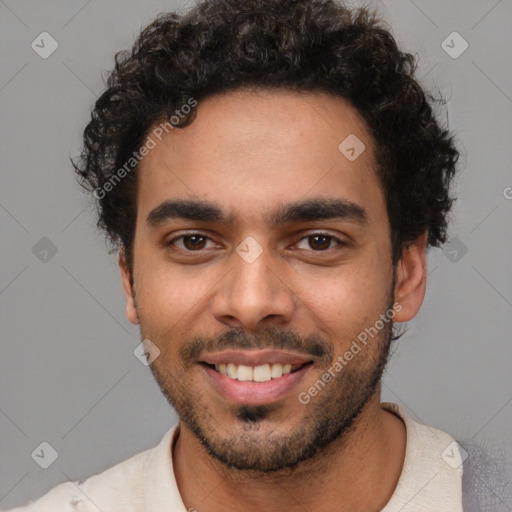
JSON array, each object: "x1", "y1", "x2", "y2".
[{"x1": 199, "y1": 349, "x2": 314, "y2": 367}]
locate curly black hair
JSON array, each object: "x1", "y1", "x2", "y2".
[{"x1": 72, "y1": 0, "x2": 460, "y2": 271}]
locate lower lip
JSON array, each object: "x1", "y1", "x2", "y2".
[{"x1": 201, "y1": 364, "x2": 312, "y2": 406}]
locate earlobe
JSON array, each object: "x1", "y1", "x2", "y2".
[
  {"x1": 118, "y1": 248, "x2": 140, "y2": 325},
  {"x1": 393, "y1": 231, "x2": 428, "y2": 323}
]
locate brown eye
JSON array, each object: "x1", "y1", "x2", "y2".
[
  {"x1": 294, "y1": 233, "x2": 346, "y2": 252},
  {"x1": 182, "y1": 235, "x2": 207, "y2": 250},
  {"x1": 308, "y1": 234, "x2": 332, "y2": 251},
  {"x1": 168, "y1": 233, "x2": 214, "y2": 251}
]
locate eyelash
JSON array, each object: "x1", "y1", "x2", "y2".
[{"x1": 166, "y1": 232, "x2": 346, "y2": 253}]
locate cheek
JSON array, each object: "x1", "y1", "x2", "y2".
[
  {"x1": 287, "y1": 256, "x2": 393, "y2": 344},
  {"x1": 132, "y1": 249, "x2": 220, "y2": 348},
  {"x1": 295, "y1": 251, "x2": 390, "y2": 310},
  {"x1": 136, "y1": 272, "x2": 201, "y2": 331}
]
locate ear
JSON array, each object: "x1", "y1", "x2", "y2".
[
  {"x1": 393, "y1": 231, "x2": 428, "y2": 323},
  {"x1": 118, "y1": 247, "x2": 140, "y2": 325}
]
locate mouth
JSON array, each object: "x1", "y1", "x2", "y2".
[
  {"x1": 200, "y1": 361, "x2": 313, "y2": 382},
  {"x1": 198, "y1": 350, "x2": 315, "y2": 405}
]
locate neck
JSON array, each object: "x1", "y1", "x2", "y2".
[{"x1": 173, "y1": 389, "x2": 406, "y2": 512}]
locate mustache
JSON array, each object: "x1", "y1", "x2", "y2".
[{"x1": 179, "y1": 326, "x2": 333, "y2": 365}]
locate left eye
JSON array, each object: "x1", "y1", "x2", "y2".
[
  {"x1": 169, "y1": 234, "x2": 216, "y2": 251},
  {"x1": 295, "y1": 234, "x2": 343, "y2": 251}
]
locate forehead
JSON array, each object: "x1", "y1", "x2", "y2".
[{"x1": 136, "y1": 89, "x2": 385, "y2": 227}]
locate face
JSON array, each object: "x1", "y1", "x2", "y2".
[{"x1": 120, "y1": 89, "x2": 425, "y2": 473}]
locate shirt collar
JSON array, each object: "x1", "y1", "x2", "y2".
[
  {"x1": 143, "y1": 422, "x2": 187, "y2": 512},
  {"x1": 142, "y1": 404, "x2": 462, "y2": 512}
]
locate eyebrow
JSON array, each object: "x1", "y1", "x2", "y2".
[{"x1": 146, "y1": 197, "x2": 369, "y2": 228}]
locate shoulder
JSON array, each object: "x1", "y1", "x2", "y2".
[
  {"x1": 380, "y1": 402, "x2": 463, "y2": 511},
  {"x1": 460, "y1": 439, "x2": 512, "y2": 511},
  {"x1": 2, "y1": 427, "x2": 177, "y2": 512}
]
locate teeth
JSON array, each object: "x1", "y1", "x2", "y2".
[
  {"x1": 211, "y1": 362, "x2": 305, "y2": 381},
  {"x1": 270, "y1": 363, "x2": 283, "y2": 378},
  {"x1": 237, "y1": 364, "x2": 253, "y2": 381},
  {"x1": 226, "y1": 363, "x2": 237, "y2": 378},
  {"x1": 253, "y1": 364, "x2": 271, "y2": 382}
]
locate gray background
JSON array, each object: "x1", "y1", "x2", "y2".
[{"x1": 1, "y1": 0, "x2": 511, "y2": 509}]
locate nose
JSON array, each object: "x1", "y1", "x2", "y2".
[{"x1": 210, "y1": 244, "x2": 296, "y2": 332}]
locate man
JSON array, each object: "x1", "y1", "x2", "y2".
[{"x1": 4, "y1": 0, "x2": 465, "y2": 510}]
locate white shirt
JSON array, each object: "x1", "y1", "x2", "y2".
[{"x1": 3, "y1": 402, "x2": 463, "y2": 511}]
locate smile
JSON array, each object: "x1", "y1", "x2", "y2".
[{"x1": 204, "y1": 362, "x2": 312, "y2": 382}]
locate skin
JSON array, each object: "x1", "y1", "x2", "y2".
[{"x1": 119, "y1": 89, "x2": 428, "y2": 512}]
